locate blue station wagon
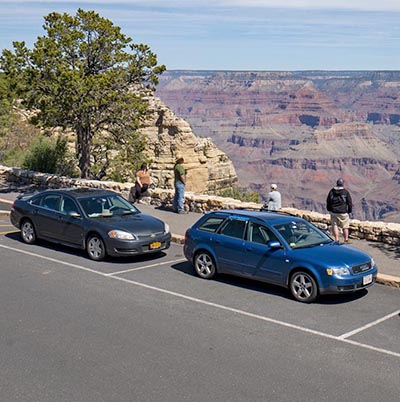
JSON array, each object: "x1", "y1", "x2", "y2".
[{"x1": 184, "y1": 210, "x2": 378, "y2": 303}]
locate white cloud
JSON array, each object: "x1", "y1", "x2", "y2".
[
  {"x1": 218, "y1": 0, "x2": 400, "y2": 12},
  {"x1": 1, "y1": 0, "x2": 400, "y2": 11}
]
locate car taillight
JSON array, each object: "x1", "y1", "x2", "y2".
[{"x1": 184, "y1": 230, "x2": 189, "y2": 243}]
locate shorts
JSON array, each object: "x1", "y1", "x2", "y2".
[{"x1": 330, "y1": 212, "x2": 350, "y2": 229}]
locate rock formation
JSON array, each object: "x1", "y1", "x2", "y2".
[
  {"x1": 156, "y1": 71, "x2": 400, "y2": 222},
  {"x1": 139, "y1": 94, "x2": 237, "y2": 194}
]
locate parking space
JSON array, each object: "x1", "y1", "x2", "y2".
[
  {"x1": 0, "y1": 229, "x2": 399, "y2": 358},
  {"x1": 0, "y1": 214, "x2": 18, "y2": 235}
]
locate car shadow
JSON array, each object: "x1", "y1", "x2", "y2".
[
  {"x1": 5, "y1": 232, "x2": 168, "y2": 264},
  {"x1": 171, "y1": 261, "x2": 371, "y2": 304},
  {"x1": 171, "y1": 261, "x2": 294, "y2": 301}
]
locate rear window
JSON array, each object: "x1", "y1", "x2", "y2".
[{"x1": 198, "y1": 217, "x2": 225, "y2": 233}]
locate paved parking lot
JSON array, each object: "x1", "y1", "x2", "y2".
[
  {"x1": 1, "y1": 232, "x2": 399, "y2": 354},
  {"x1": 0, "y1": 215, "x2": 399, "y2": 402}
]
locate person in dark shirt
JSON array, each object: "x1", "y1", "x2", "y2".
[
  {"x1": 326, "y1": 178, "x2": 353, "y2": 243},
  {"x1": 173, "y1": 155, "x2": 187, "y2": 214}
]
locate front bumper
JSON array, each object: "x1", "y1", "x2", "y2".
[
  {"x1": 104, "y1": 232, "x2": 172, "y2": 257},
  {"x1": 319, "y1": 268, "x2": 378, "y2": 295}
]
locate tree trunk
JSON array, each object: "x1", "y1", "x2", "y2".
[{"x1": 77, "y1": 126, "x2": 91, "y2": 179}]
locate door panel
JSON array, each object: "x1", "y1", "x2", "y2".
[
  {"x1": 213, "y1": 218, "x2": 247, "y2": 273},
  {"x1": 243, "y1": 222, "x2": 288, "y2": 285}
]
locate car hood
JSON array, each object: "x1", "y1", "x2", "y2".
[
  {"x1": 91, "y1": 213, "x2": 166, "y2": 234},
  {"x1": 291, "y1": 243, "x2": 372, "y2": 267}
]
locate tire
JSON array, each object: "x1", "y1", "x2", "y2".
[
  {"x1": 290, "y1": 271, "x2": 318, "y2": 303},
  {"x1": 194, "y1": 251, "x2": 216, "y2": 279},
  {"x1": 86, "y1": 234, "x2": 106, "y2": 261},
  {"x1": 20, "y1": 219, "x2": 37, "y2": 244}
]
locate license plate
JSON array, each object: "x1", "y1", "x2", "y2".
[
  {"x1": 363, "y1": 274, "x2": 373, "y2": 285},
  {"x1": 149, "y1": 241, "x2": 161, "y2": 250}
]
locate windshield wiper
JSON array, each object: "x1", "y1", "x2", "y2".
[{"x1": 294, "y1": 240, "x2": 332, "y2": 249}]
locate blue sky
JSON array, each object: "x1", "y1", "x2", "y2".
[{"x1": 0, "y1": 0, "x2": 399, "y2": 71}]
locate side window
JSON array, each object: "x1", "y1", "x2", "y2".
[
  {"x1": 247, "y1": 222, "x2": 278, "y2": 244},
  {"x1": 41, "y1": 194, "x2": 61, "y2": 211},
  {"x1": 60, "y1": 196, "x2": 79, "y2": 214},
  {"x1": 198, "y1": 217, "x2": 225, "y2": 233},
  {"x1": 31, "y1": 196, "x2": 42, "y2": 206},
  {"x1": 219, "y1": 219, "x2": 246, "y2": 240}
]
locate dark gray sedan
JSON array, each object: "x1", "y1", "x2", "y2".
[{"x1": 10, "y1": 187, "x2": 171, "y2": 261}]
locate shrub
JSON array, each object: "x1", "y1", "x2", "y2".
[
  {"x1": 217, "y1": 186, "x2": 260, "y2": 203},
  {"x1": 22, "y1": 136, "x2": 75, "y2": 175}
]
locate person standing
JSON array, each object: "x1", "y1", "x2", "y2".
[
  {"x1": 326, "y1": 178, "x2": 353, "y2": 243},
  {"x1": 130, "y1": 163, "x2": 151, "y2": 204},
  {"x1": 173, "y1": 155, "x2": 187, "y2": 214},
  {"x1": 266, "y1": 183, "x2": 282, "y2": 211}
]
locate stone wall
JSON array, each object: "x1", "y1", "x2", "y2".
[{"x1": 1, "y1": 164, "x2": 399, "y2": 245}]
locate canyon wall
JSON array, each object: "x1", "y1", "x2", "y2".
[
  {"x1": 156, "y1": 71, "x2": 400, "y2": 223},
  {"x1": 138, "y1": 94, "x2": 238, "y2": 194}
]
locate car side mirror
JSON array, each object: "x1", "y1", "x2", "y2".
[
  {"x1": 267, "y1": 240, "x2": 281, "y2": 249},
  {"x1": 68, "y1": 211, "x2": 81, "y2": 218}
]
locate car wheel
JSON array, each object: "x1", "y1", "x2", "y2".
[
  {"x1": 290, "y1": 271, "x2": 318, "y2": 303},
  {"x1": 20, "y1": 219, "x2": 37, "y2": 244},
  {"x1": 86, "y1": 234, "x2": 106, "y2": 261},
  {"x1": 194, "y1": 251, "x2": 216, "y2": 279}
]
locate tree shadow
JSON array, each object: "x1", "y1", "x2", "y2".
[
  {"x1": 368, "y1": 242, "x2": 400, "y2": 260},
  {"x1": 0, "y1": 184, "x2": 42, "y2": 194}
]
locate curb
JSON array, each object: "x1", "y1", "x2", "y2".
[
  {"x1": 0, "y1": 210, "x2": 10, "y2": 216},
  {"x1": 376, "y1": 273, "x2": 400, "y2": 288},
  {"x1": 171, "y1": 234, "x2": 185, "y2": 245}
]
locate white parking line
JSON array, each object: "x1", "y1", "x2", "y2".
[
  {"x1": 104, "y1": 258, "x2": 186, "y2": 276},
  {"x1": 1, "y1": 243, "x2": 399, "y2": 359},
  {"x1": 338, "y1": 310, "x2": 400, "y2": 339}
]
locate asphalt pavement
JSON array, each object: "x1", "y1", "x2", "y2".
[{"x1": 0, "y1": 183, "x2": 399, "y2": 286}]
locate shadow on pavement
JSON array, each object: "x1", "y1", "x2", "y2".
[
  {"x1": 5, "y1": 232, "x2": 169, "y2": 265},
  {"x1": 368, "y1": 242, "x2": 400, "y2": 260},
  {"x1": 171, "y1": 261, "x2": 369, "y2": 304}
]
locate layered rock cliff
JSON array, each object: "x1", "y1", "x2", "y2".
[
  {"x1": 156, "y1": 71, "x2": 400, "y2": 222},
  {"x1": 138, "y1": 94, "x2": 238, "y2": 194}
]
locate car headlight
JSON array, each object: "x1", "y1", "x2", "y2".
[
  {"x1": 164, "y1": 223, "x2": 170, "y2": 233},
  {"x1": 108, "y1": 230, "x2": 136, "y2": 240},
  {"x1": 371, "y1": 258, "x2": 375, "y2": 267},
  {"x1": 326, "y1": 267, "x2": 350, "y2": 276}
]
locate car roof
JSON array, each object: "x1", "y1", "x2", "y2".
[
  {"x1": 28, "y1": 187, "x2": 118, "y2": 199},
  {"x1": 209, "y1": 209, "x2": 303, "y2": 225}
]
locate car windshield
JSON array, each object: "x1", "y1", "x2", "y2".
[
  {"x1": 78, "y1": 194, "x2": 139, "y2": 218},
  {"x1": 273, "y1": 220, "x2": 332, "y2": 249}
]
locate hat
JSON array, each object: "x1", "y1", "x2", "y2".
[
  {"x1": 270, "y1": 183, "x2": 277, "y2": 190},
  {"x1": 175, "y1": 154, "x2": 184, "y2": 163},
  {"x1": 336, "y1": 178, "x2": 344, "y2": 186}
]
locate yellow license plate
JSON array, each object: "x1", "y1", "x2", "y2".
[{"x1": 150, "y1": 241, "x2": 161, "y2": 249}]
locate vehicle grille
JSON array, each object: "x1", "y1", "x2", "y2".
[
  {"x1": 352, "y1": 261, "x2": 372, "y2": 274},
  {"x1": 137, "y1": 232, "x2": 164, "y2": 239}
]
